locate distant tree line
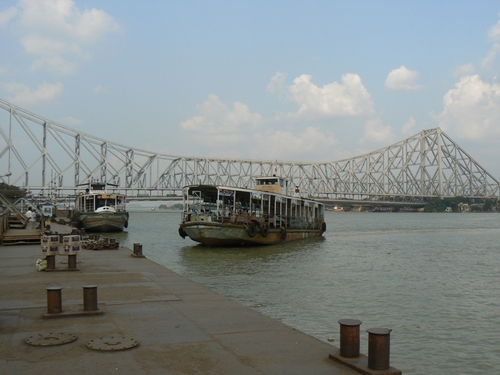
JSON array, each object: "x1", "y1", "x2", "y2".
[
  {"x1": 423, "y1": 197, "x2": 496, "y2": 212},
  {"x1": 158, "y1": 203, "x2": 183, "y2": 210},
  {"x1": 0, "y1": 182, "x2": 22, "y2": 191},
  {"x1": 0, "y1": 183, "x2": 25, "y2": 199}
]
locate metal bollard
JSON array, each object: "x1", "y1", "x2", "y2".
[
  {"x1": 83, "y1": 285, "x2": 98, "y2": 311},
  {"x1": 68, "y1": 254, "x2": 77, "y2": 269},
  {"x1": 366, "y1": 328, "x2": 392, "y2": 370},
  {"x1": 338, "y1": 319, "x2": 362, "y2": 358},
  {"x1": 46, "y1": 286, "x2": 63, "y2": 314},
  {"x1": 46, "y1": 255, "x2": 56, "y2": 270},
  {"x1": 133, "y1": 243, "x2": 143, "y2": 256}
]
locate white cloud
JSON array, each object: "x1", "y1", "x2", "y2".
[
  {"x1": 434, "y1": 75, "x2": 500, "y2": 139},
  {"x1": 0, "y1": 6, "x2": 17, "y2": 26},
  {"x1": 93, "y1": 85, "x2": 109, "y2": 95},
  {"x1": 483, "y1": 15, "x2": 500, "y2": 69},
  {"x1": 179, "y1": 94, "x2": 340, "y2": 161},
  {"x1": 3, "y1": 81, "x2": 64, "y2": 105},
  {"x1": 30, "y1": 56, "x2": 77, "y2": 75},
  {"x1": 21, "y1": 35, "x2": 66, "y2": 56},
  {"x1": 287, "y1": 73, "x2": 374, "y2": 119},
  {"x1": 489, "y1": 15, "x2": 500, "y2": 41},
  {"x1": 250, "y1": 127, "x2": 338, "y2": 161},
  {"x1": 359, "y1": 118, "x2": 395, "y2": 144},
  {"x1": 266, "y1": 72, "x2": 287, "y2": 93},
  {"x1": 17, "y1": 0, "x2": 121, "y2": 42},
  {"x1": 61, "y1": 116, "x2": 83, "y2": 127},
  {"x1": 385, "y1": 65, "x2": 422, "y2": 91},
  {"x1": 402, "y1": 116, "x2": 416, "y2": 134},
  {"x1": 482, "y1": 44, "x2": 500, "y2": 70},
  {"x1": 4, "y1": 0, "x2": 121, "y2": 75},
  {"x1": 180, "y1": 94, "x2": 263, "y2": 134},
  {"x1": 452, "y1": 64, "x2": 475, "y2": 78}
]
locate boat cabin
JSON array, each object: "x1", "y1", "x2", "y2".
[
  {"x1": 75, "y1": 182, "x2": 126, "y2": 213},
  {"x1": 255, "y1": 176, "x2": 290, "y2": 195}
]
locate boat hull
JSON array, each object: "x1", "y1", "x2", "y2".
[
  {"x1": 76, "y1": 212, "x2": 129, "y2": 233},
  {"x1": 180, "y1": 222, "x2": 324, "y2": 247}
]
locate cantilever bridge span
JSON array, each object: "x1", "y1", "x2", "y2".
[{"x1": 0, "y1": 98, "x2": 499, "y2": 202}]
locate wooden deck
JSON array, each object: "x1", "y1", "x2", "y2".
[{"x1": 1, "y1": 228, "x2": 41, "y2": 245}]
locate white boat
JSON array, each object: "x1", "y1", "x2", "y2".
[
  {"x1": 178, "y1": 176, "x2": 326, "y2": 246},
  {"x1": 73, "y1": 182, "x2": 129, "y2": 232}
]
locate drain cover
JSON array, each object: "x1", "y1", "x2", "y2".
[
  {"x1": 87, "y1": 336, "x2": 138, "y2": 351},
  {"x1": 26, "y1": 332, "x2": 77, "y2": 346}
]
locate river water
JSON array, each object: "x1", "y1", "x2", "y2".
[{"x1": 106, "y1": 210, "x2": 500, "y2": 375}]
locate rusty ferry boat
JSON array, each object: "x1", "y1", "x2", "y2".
[
  {"x1": 178, "y1": 176, "x2": 326, "y2": 246},
  {"x1": 73, "y1": 182, "x2": 129, "y2": 232}
]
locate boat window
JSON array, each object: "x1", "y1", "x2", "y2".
[{"x1": 256, "y1": 178, "x2": 278, "y2": 185}]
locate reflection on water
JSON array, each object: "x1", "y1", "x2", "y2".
[
  {"x1": 109, "y1": 210, "x2": 500, "y2": 375},
  {"x1": 178, "y1": 236, "x2": 326, "y2": 274}
]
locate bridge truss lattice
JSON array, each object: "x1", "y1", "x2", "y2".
[{"x1": 0, "y1": 98, "x2": 499, "y2": 201}]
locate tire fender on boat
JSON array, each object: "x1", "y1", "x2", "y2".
[
  {"x1": 280, "y1": 226, "x2": 286, "y2": 240},
  {"x1": 178, "y1": 227, "x2": 187, "y2": 239},
  {"x1": 321, "y1": 222, "x2": 326, "y2": 232},
  {"x1": 260, "y1": 225, "x2": 269, "y2": 237},
  {"x1": 247, "y1": 222, "x2": 257, "y2": 238}
]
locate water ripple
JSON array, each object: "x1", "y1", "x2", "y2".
[{"x1": 120, "y1": 211, "x2": 500, "y2": 375}]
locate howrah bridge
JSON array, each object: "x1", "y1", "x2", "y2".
[{"x1": 0, "y1": 98, "x2": 499, "y2": 207}]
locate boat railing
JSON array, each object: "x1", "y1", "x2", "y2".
[{"x1": 182, "y1": 206, "x2": 324, "y2": 230}]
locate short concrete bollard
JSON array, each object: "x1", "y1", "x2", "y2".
[
  {"x1": 83, "y1": 285, "x2": 98, "y2": 311},
  {"x1": 133, "y1": 243, "x2": 144, "y2": 257},
  {"x1": 366, "y1": 327, "x2": 392, "y2": 370},
  {"x1": 338, "y1": 318, "x2": 362, "y2": 358},
  {"x1": 46, "y1": 286, "x2": 63, "y2": 314}
]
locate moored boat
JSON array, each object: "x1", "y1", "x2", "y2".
[
  {"x1": 73, "y1": 182, "x2": 129, "y2": 232},
  {"x1": 179, "y1": 176, "x2": 326, "y2": 246}
]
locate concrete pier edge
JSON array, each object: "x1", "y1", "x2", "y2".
[
  {"x1": 0, "y1": 237, "x2": 402, "y2": 375},
  {"x1": 329, "y1": 350, "x2": 402, "y2": 375}
]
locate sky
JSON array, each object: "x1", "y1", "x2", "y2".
[{"x1": 2, "y1": 1, "x2": 500, "y2": 178}]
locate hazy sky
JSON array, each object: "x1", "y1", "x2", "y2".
[{"x1": 2, "y1": 1, "x2": 500, "y2": 178}]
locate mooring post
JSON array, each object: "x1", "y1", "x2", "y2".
[
  {"x1": 83, "y1": 285, "x2": 99, "y2": 311},
  {"x1": 46, "y1": 286, "x2": 63, "y2": 314},
  {"x1": 133, "y1": 243, "x2": 143, "y2": 256},
  {"x1": 366, "y1": 327, "x2": 392, "y2": 370},
  {"x1": 338, "y1": 318, "x2": 362, "y2": 358}
]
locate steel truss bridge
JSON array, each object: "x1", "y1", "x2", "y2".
[{"x1": 0, "y1": 98, "x2": 499, "y2": 204}]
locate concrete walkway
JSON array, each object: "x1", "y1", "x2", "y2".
[{"x1": 0, "y1": 237, "x2": 362, "y2": 375}]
